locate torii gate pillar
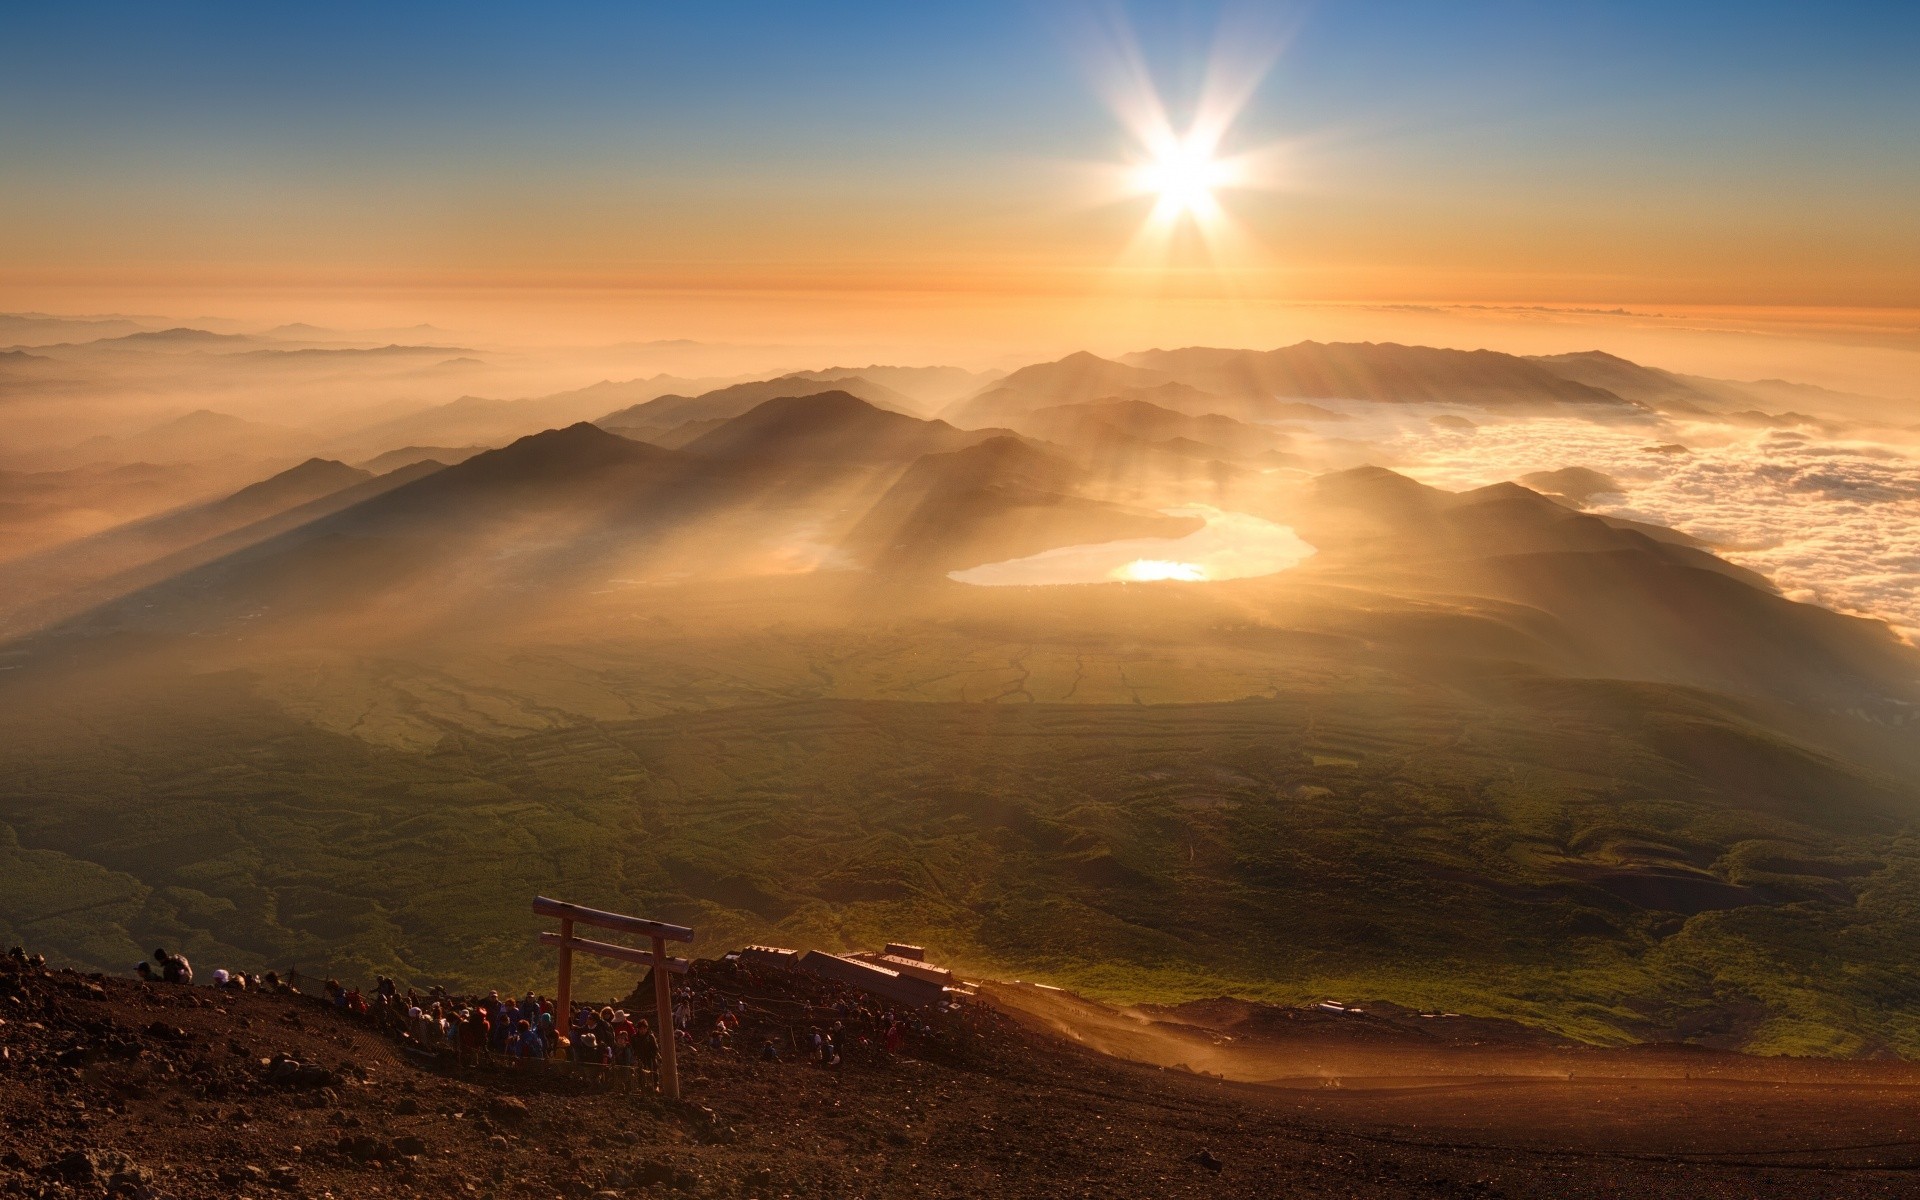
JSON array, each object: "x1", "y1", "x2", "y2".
[{"x1": 533, "y1": 896, "x2": 694, "y2": 1098}]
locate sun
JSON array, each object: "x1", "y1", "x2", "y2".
[
  {"x1": 1113, "y1": 559, "x2": 1208, "y2": 582},
  {"x1": 1132, "y1": 138, "x2": 1232, "y2": 219}
]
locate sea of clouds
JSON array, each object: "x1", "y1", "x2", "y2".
[{"x1": 1362, "y1": 413, "x2": 1920, "y2": 640}]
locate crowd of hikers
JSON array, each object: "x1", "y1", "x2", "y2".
[{"x1": 132, "y1": 947, "x2": 951, "y2": 1091}]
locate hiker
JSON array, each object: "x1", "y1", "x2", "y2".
[
  {"x1": 633, "y1": 1018, "x2": 660, "y2": 1088},
  {"x1": 759, "y1": 1038, "x2": 780, "y2": 1062},
  {"x1": 134, "y1": 961, "x2": 154, "y2": 982},
  {"x1": 460, "y1": 1006, "x2": 490, "y2": 1068},
  {"x1": 154, "y1": 947, "x2": 192, "y2": 985},
  {"x1": 885, "y1": 1020, "x2": 905, "y2": 1054},
  {"x1": 611, "y1": 1011, "x2": 637, "y2": 1065},
  {"x1": 509, "y1": 1018, "x2": 545, "y2": 1063}
]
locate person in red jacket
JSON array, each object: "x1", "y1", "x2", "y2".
[{"x1": 460, "y1": 1007, "x2": 491, "y2": 1068}]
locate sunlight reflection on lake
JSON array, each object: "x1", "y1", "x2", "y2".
[{"x1": 950, "y1": 505, "x2": 1317, "y2": 587}]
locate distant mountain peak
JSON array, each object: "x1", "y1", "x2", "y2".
[
  {"x1": 113, "y1": 327, "x2": 246, "y2": 343},
  {"x1": 682, "y1": 390, "x2": 992, "y2": 464}
]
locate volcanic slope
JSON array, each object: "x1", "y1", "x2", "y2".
[
  {"x1": 0, "y1": 458, "x2": 443, "y2": 637},
  {"x1": 6, "y1": 559, "x2": 1920, "y2": 1054},
  {"x1": 19, "y1": 954, "x2": 1920, "y2": 1199}
]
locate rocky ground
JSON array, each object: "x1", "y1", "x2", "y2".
[{"x1": 6, "y1": 950, "x2": 1920, "y2": 1199}]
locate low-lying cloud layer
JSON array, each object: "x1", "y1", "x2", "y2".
[{"x1": 1370, "y1": 413, "x2": 1920, "y2": 639}]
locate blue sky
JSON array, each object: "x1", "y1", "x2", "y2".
[{"x1": 2, "y1": 1, "x2": 1916, "y2": 312}]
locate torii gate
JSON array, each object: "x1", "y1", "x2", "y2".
[{"x1": 533, "y1": 896, "x2": 694, "y2": 1098}]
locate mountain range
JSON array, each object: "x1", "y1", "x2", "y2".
[{"x1": 3, "y1": 338, "x2": 1918, "y2": 1056}]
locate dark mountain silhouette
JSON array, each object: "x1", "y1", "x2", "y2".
[
  {"x1": 80, "y1": 327, "x2": 257, "y2": 350},
  {"x1": 0, "y1": 311, "x2": 148, "y2": 344},
  {"x1": 397, "y1": 422, "x2": 678, "y2": 500},
  {"x1": 0, "y1": 458, "x2": 440, "y2": 636},
  {"x1": 947, "y1": 343, "x2": 1640, "y2": 428},
  {"x1": 1125, "y1": 342, "x2": 1640, "y2": 413},
  {"x1": 1291, "y1": 466, "x2": 1920, "y2": 711},
  {"x1": 1518, "y1": 466, "x2": 1625, "y2": 506},
  {"x1": 783, "y1": 364, "x2": 995, "y2": 411},
  {"x1": 618, "y1": 417, "x2": 730, "y2": 450},
  {"x1": 236, "y1": 344, "x2": 474, "y2": 361},
  {"x1": 1528, "y1": 350, "x2": 1725, "y2": 413},
  {"x1": 941, "y1": 352, "x2": 1167, "y2": 427},
  {"x1": 18, "y1": 425, "x2": 702, "y2": 634},
  {"x1": 215, "y1": 457, "x2": 372, "y2": 514},
  {"x1": 1529, "y1": 351, "x2": 1870, "y2": 426},
  {"x1": 598, "y1": 374, "x2": 921, "y2": 433},
  {"x1": 680, "y1": 392, "x2": 1001, "y2": 465},
  {"x1": 354, "y1": 445, "x2": 490, "y2": 473}
]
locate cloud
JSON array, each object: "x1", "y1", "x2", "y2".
[{"x1": 1372, "y1": 415, "x2": 1920, "y2": 640}]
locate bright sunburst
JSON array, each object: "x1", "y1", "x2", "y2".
[
  {"x1": 1078, "y1": 11, "x2": 1293, "y2": 260},
  {"x1": 1131, "y1": 135, "x2": 1235, "y2": 221}
]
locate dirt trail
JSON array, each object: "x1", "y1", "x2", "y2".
[{"x1": 980, "y1": 979, "x2": 1920, "y2": 1164}]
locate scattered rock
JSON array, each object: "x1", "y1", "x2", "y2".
[
  {"x1": 337, "y1": 1133, "x2": 395, "y2": 1162},
  {"x1": 487, "y1": 1095, "x2": 530, "y2": 1123},
  {"x1": 264, "y1": 1052, "x2": 337, "y2": 1088},
  {"x1": 1187, "y1": 1149, "x2": 1223, "y2": 1172},
  {"x1": 44, "y1": 1148, "x2": 132, "y2": 1184}
]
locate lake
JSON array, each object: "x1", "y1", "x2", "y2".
[{"x1": 950, "y1": 505, "x2": 1317, "y2": 587}]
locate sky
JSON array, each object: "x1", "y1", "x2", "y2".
[{"x1": 3, "y1": 1, "x2": 1919, "y2": 367}]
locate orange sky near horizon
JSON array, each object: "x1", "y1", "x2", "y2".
[{"x1": 4, "y1": 4, "x2": 1918, "y2": 396}]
